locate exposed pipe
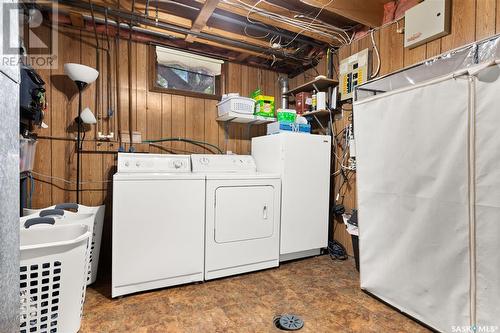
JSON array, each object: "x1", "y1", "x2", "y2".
[
  {"x1": 54, "y1": 0, "x2": 316, "y2": 63},
  {"x1": 115, "y1": 25, "x2": 122, "y2": 147},
  {"x1": 278, "y1": 75, "x2": 289, "y2": 109},
  {"x1": 128, "y1": 0, "x2": 135, "y2": 150},
  {"x1": 89, "y1": 0, "x2": 102, "y2": 141}
]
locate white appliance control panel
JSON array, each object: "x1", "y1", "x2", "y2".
[
  {"x1": 117, "y1": 153, "x2": 191, "y2": 173},
  {"x1": 191, "y1": 154, "x2": 257, "y2": 173}
]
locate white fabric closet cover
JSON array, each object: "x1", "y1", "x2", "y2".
[{"x1": 354, "y1": 75, "x2": 471, "y2": 332}]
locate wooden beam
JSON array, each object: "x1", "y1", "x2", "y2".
[
  {"x1": 300, "y1": 0, "x2": 384, "y2": 28},
  {"x1": 68, "y1": 11, "x2": 85, "y2": 27},
  {"x1": 194, "y1": 0, "x2": 337, "y2": 44},
  {"x1": 186, "y1": 0, "x2": 220, "y2": 43},
  {"x1": 236, "y1": 53, "x2": 250, "y2": 62},
  {"x1": 83, "y1": 0, "x2": 274, "y2": 48},
  {"x1": 91, "y1": 0, "x2": 193, "y2": 28},
  {"x1": 56, "y1": 1, "x2": 289, "y2": 62}
]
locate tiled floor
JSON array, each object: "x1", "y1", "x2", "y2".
[{"x1": 81, "y1": 256, "x2": 430, "y2": 332}]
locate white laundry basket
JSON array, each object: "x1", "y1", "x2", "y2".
[
  {"x1": 21, "y1": 210, "x2": 95, "y2": 287},
  {"x1": 24, "y1": 204, "x2": 105, "y2": 285},
  {"x1": 20, "y1": 221, "x2": 91, "y2": 333}
]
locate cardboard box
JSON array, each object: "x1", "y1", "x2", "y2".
[
  {"x1": 295, "y1": 92, "x2": 312, "y2": 115},
  {"x1": 267, "y1": 121, "x2": 311, "y2": 135}
]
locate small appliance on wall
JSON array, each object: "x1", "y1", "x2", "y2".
[
  {"x1": 404, "y1": 0, "x2": 451, "y2": 49},
  {"x1": 339, "y1": 48, "x2": 371, "y2": 101}
]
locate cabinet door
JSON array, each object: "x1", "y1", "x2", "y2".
[{"x1": 214, "y1": 186, "x2": 274, "y2": 243}]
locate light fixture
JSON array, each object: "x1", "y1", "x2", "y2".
[
  {"x1": 80, "y1": 107, "x2": 97, "y2": 124},
  {"x1": 64, "y1": 63, "x2": 99, "y2": 204},
  {"x1": 64, "y1": 63, "x2": 99, "y2": 88}
]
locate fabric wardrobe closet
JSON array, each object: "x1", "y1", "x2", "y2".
[{"x1": 353, "y1": 61, "x2": 500, "y2": 332}]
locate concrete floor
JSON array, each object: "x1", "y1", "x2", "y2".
[{"x1": 81, "y1": 256, "x2": 431, "y2": 332}]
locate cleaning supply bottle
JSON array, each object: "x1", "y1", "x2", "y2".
[{"x1": 312, "y1": 90, "x2": 317, "y2": 111}]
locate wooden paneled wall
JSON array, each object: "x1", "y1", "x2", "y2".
[
  {"x1": 31, "y1": 25, "x2": 279, "y2": 210},
  {"x1": 30, "y1": 25, "x2": 280, "y2": 275},
  {"x1": 325, "y1": 0, "x2": 500, "y2": 254}
]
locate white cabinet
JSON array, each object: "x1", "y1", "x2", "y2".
[{"x1": 252, "y1": 133, "x2": 331, "y2": 261}]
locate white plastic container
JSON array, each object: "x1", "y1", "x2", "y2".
[
  {"x1": 24, "y1": 204, "x2": 105, "y2": 285},
  {"x1": 20, "y1": 138, "x2": 38, "y2": 172},
  {"x1": 21, "y1": 210, "x2": 95, "y2": 285},
  {"x1": 20, "y1": 222, "x2": 91, "y2": 333},
  {"x1": 217, "y1": 95, "x2": 255, "y2": 116}
]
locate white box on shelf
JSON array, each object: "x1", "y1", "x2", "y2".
[{"x1": 217, "y1": 96, "x2": 255, "y2": 116}]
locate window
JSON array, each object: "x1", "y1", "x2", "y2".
[{"x1": 151, "y1": 45, "x2": 224, "y2": 98}]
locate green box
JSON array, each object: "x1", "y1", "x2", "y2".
[
  {"x1": 277, "y1": 110, "x2": 297, "y2": 122},
  {"x1": 251, "y1": 89, "x2": 275, "y2": 118}
]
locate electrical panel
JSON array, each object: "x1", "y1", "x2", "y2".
[
  {"x1": 339, "y1": 48, "x2": 371, "y2": 101},
  {"x1": 404, "y1": 0, "x2": 451, "y2": 49}
]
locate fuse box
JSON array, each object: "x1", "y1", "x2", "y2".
[{"x1": 339, "y1": 48, "x2": 371, "y2": 101}]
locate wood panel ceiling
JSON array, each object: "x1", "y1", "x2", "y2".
[{"x1": 45, "y1": 0, "x2": 387, "y2": 74}]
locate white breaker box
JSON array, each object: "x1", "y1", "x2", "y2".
[{"x1": 339, "y1": 48, "x2": 371, "y2": 101}]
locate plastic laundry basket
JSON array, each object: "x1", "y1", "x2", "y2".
[
  {"x1": 20, "y1": 221, "x2": 91, "y2": 333},
  {"x1": 21, "y1": 210, "x2": 95, "y2": 286},
  {"x1": 24, "y1": 204, "x2": 105, "y2": 285}
]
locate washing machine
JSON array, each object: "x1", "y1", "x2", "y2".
[
  {"x1": 191, "y1": 154, "x2": 281, "y2": 280},
  {"x1": 112, "y1": 153, "x2": 205, "y2": 297}
]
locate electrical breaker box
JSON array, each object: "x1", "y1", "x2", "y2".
[
  {"x1": 339, "y1": 48, "x2": 371, "y2": 101},
  {"x1": 404, "y1": 0, "x2": 451, "y2": 49}
]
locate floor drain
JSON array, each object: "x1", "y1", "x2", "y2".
[{"x1": 274, "y1": 314, "x2": 304, "y2": 331}]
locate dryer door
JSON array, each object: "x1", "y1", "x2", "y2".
[{"x1": 215, "y1": 185, "x2": 274, "y2": 243}]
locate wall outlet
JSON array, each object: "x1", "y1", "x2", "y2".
[{"x1": 119, "y1": 131, "x2": 142, "y2": 144}]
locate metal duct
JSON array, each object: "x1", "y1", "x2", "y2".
[{"x1": 278, "y1": 75, "x2": 289, "y2": 109}]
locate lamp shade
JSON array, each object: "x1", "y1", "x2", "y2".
[
  {"x1": 64, "y1": 63, "x2": 99, "y2": 84},
  {"x1": 80, "y1": 107, "x2": 97, "y2": 124}
]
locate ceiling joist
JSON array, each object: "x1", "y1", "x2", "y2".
[
  {"x1": 55, "y1": 1, "x2": 304, "y2": 66},
  {"x1": 185, "y1": 0, "x2": 220, "y2": 43},
  {"x1": 194, "y1": 0, "x2": 338, "y2": 45}
]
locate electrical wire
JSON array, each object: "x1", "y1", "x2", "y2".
[
  {"x1": 370, "y1": 30, "x2": 381, "y2": 77},
  {"x1": 328, "y1": 240, "x2": 348, "y2": 261},
  {"x1": 31, "y1": 171, "x2": 112, "y2": 184},
  {"x1": 142, "y1": 137, "x2": 224, "y2": 154},
  {"x1": 246, "y1": 0, "x2": 265, "y2": 24},
  {"x1": 280, "y1": 0, "x2": 334, "y2": 47},
  {"x1": 223, "y1": 0, "x2": 351, "y2": 47},
  {"x1": 243, "y1": 25, "x2": 270, "y2": 39}
]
